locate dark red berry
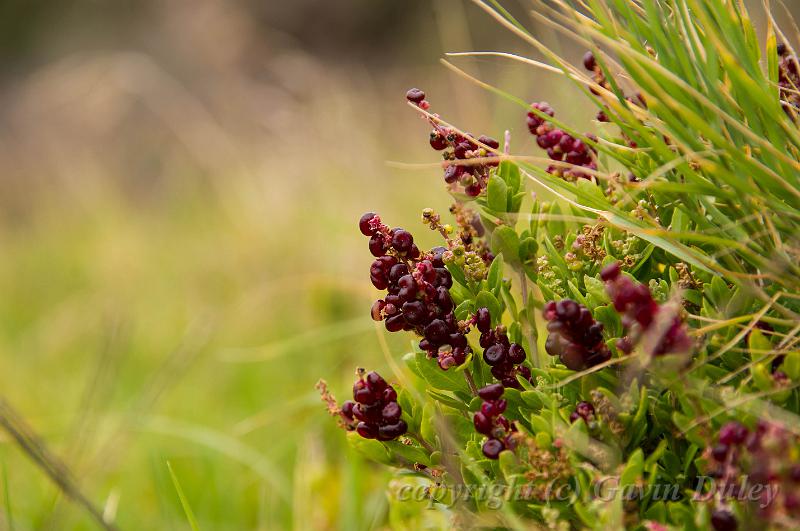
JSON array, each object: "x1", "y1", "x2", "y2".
[
  {"x1": 430, "y1": 130, "x2": 447, "y2": 150},
  {"x1": 370, "y1": 300, "x2": 385, "y2": 321},
  {"x1": 711, "y1": 444, "x2": 729, "y2": 462},
  {"x1": 406, "y1": 88, "x2": 426, "y2": 103},
  {"x1": 359, "y1": 212, "x2": 378, "y2": 236},
  {"x1": 378, "y1": 420, "x2": 407, "y2": 440},
  {"x1": 719, "y1": 422, "x2": 748, "y2": 446},
  {"x1": 555, "y1": 299, "x2": 580, "y2": 321},
  {"x1": 478, "y1": 135, "x2": 500, "y2": 149},
  {"x1": 473, "y1": 412, "x2": 493, "y2": 435},
  {"x1": 465, "y1": 183, "x2": 481, "y2": 197},
  {"x1": 710, "y1": 509, "x2": 737, "y2": 531},
  {"x1": 368, "y1": 234, "x2": 387, "y2": 257},
  {"x1": 575, "y1": 401, "x2": 594, "y2": 418},
  {"x1": 356, "y1": 422, "x2": 377, "y2": 439},
  {"x1": 382, "y1": 387, "x2": 397, "y2": 402},
  {"x1": 341, "y1": 400, "x2": 355, "y2": 420},
  {"x1": 424, "y1": 319, "x2": 450, "y2": 344},
  {"x1": 600, "y1": 262, "x2": 621, "y2": 281},
  {"x1": 354, "y1": 386, "x2": 376, "y2": 405},
  {"x1": 478, "y1": 383, "x2": 505, "y2": 401},
  {"x1": 391, "y1": 229, "x2": 414, "y2": 254},
  {"x1": 382, "y1": 402, "x2": 401, "y2": 422},
  {"x1": 401, "y1": 301, "x2": 426, "y2": 325},
  {"x1": 483, "y1": 344, "x2": 507, "y2": 366},
  {"x1": 385, "y1": 314, "x2": 407, "y2": 332},
  {"x1": 583, "y1": 51, "x2": 596, "y2": 71},
  {"x1": 366, "y1": 371, "x2": 387, "y2": 392},
  {"x1": 482, "y1": 438, "x2": 505, "y2": 459},
  {"x1": 508, "y1": 343, "x2": 526, "y2": 364},
  {"x1": 476, "y1": 307, "x2": 491, "y2": 333}
]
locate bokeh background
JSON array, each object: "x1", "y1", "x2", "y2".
[{"x1": 0, "y1": 0, "x2": 796, "y2": 529}]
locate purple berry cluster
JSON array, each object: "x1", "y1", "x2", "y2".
[
  {"x1": 475, "y1": 307, "x2": 531, "y2": 388},
  {"x1": 341, "y1": 371, "x2": 407, "y2": 441},
  {"x1": 526, "y1": 101, "x2": 598, "y2": 181},
  {"x1": 361, "y1": 212, "x2": 471, "y2": 370},
  {"x1": 583, "y1": 51, "x2": 646, "y2": 148},
  {"x1": 777, "y1": 45, "x2": 800, "y2": 117},
  {"x1": 407, "y1": 88, "x2": 500, "y2": 197},
  {"x1": 472, "y1": 384, "x2": 516, "y2": 459},
  {"x1": 706, "y1": 420, "x2": 800, "y2": 527},
  {"x1": 569, "y1": 401, "x2": 595, "y2": 424},
  {"x1": 542, "y1": 299, "x2": 611, "y2": 371},
  {"x1": 600, "y1": 262, "x2": 692, "y2": 356}
]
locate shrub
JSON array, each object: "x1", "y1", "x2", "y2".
[{"x1": 320, "y1": 1, "x2": 800, "y2": 528}]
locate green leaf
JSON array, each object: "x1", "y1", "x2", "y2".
[
  {"x1": 584, "y1": 275, "x2": 608, "y2": 303},
  {"x1": 518, "y1": 237, "x2": 538, "y2": 266},
  {"x1": 782, "y1": 351, "x2": 800, "y2": 380},
  {"x1": 347, "y1": 432, "x2": 393, "y2": 465},
  {"x1": 620, "y1": 448, "x2": 644, "y2": 487},
  {"x1": 167, "y1": 462, "x2": 200, "y2": 531},
  {"x1": 491, "y1": 226, "x2": 520, "y2": 266},
  {"x1": 454, "y1": 300, "x2": 475, "y2": 321},
  {"x1": 498, "y1": 160, "x2": 521, "y2": 193},
  {"x1": 383, "y1": 440, "x2": 431, "y2": 466},
  {"x1": 486, "y1": 254, "x2": 504, "y2": 293},
  {"x1": 748, "y1": 329, "x2": 772, "y2": 363},
  {"x1": 412, "y1": 351, "x2": 469, "y2": 393},
  {"x1": 530, "y1": 414, "x2": 551, "y2": 435},
  {"x1": 487, "y1": 174, "x2": 509, "y2": 213}
]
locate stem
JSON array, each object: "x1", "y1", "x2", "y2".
[
  {"x1": 408, "y1": 432, "x2": 436, "y2": 454},
  {"x1": 0, "y1": 399, "x2": 117, "y2": 531},
  {"x1": 463, "y1": 369, "x2": 479, "y2": 396},
  {"x1": 519, "y1": 272, "x2": 541, "y2": 368}
]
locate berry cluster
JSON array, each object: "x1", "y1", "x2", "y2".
[
  {"x1": 476, "y1": 307, "x2": 531, "y2": 388},
  {"x1": 542, "y1": 299, "x2": 611, "y2": 371},
  {"x1": 472, "y1": 384, "x2": 516, "y2": 459},
  {"x1": 422, "y1": 205, "x2": 493, "y2": 281},
  {"x1": 407, "y1": 88, "x2": 500, "y2": 197},
  {"x1": 526, "y1": 101, "x2": 598, "y2": 181},
  {"x1": 569, "y1": 400, "x2": 595, "y2": 424},
  {"x1": 361, "y1": 212, "x2": 471, "y2": 370},
  {"x1": 777, "y1": 45, "x2": 800, "y2": 117},
  {"x1": 341, "y1": 371, "x2": 407, "y2": 441},
  {"x1": 705, "y1": 420, "x2": 800, "y2": 528},
  {"x1": 600, "y1": 262, "x2": 692, "y2": 356},
  {"x1": 583, "y1": 51, "x2": 647, "y2": 148}
]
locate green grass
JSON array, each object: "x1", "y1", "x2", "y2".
[{"x1": 0, "y1": 166, "x2": 453, "y2": 528}]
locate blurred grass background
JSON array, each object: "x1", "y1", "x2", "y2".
[{"x1": 0, "y1": 0, "x2": 796, "y2": 529}]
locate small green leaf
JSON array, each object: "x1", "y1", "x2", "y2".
[
  {"x1": 498, "y1": 160, "x2": 521, "y2": 193},
  {"x1": 748, "y1": 329, "x2": 772, "y2": 362},
  {"x1": 486, "y1": 254, "x2": 503, "y2": 293},
  {"x1": 491, "y1": 226, "x2": 520, "y2": 266},
  {"x1": 347, "y1": 432, "x2": 393, "y2": 465},
  {"x1": 383, "y1": 440, "x2": 431, "y2": 466},
  {"x1": 782, "y1": 351, "x2": 800, "y2": 380},
  {"x1": 454, "y1": 300, "x2": 475, "y2": 321},
  {"x1": 487, "y1": 174, "x2": 509, "y2": 213},
  {"x1": 620, "y1": 448, "x2": 644, "y2": 487},
  {"x1": 584, "y1": 275, "x2": 608, "y2": 303},
  {"x1": 413, "y1": 351, "x2": 469, "y2": 392}
]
